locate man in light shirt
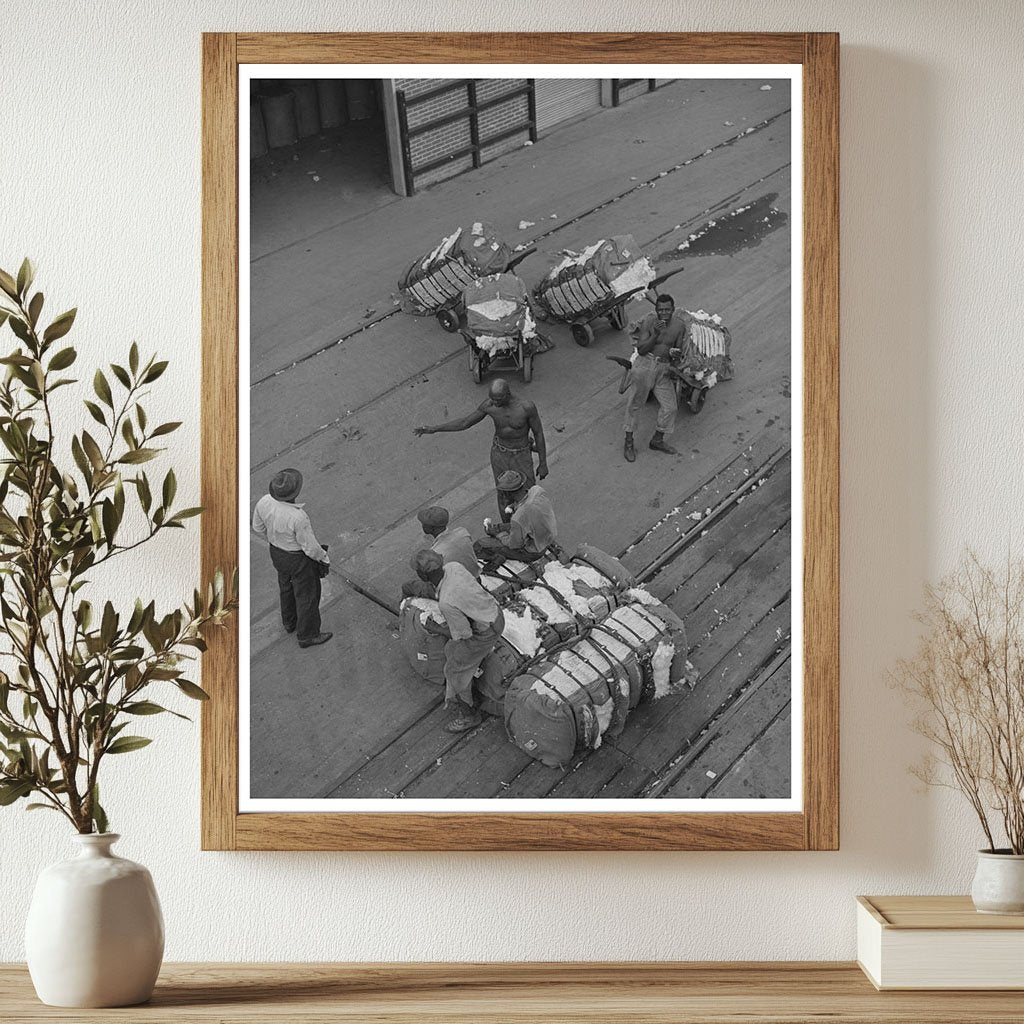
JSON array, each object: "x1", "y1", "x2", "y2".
[
  {"x1": 401, "y1": 506, "x2": 481, "y2": 600},
  {"x1": 251, "y1": 468, "x2": 332, "y2": 648},
  {"x1": 474, "y1": 470, "x2": 558, "y2": 564},
  {"x1": 411, "y1": 549, "x2": 504, "y2": 733}
]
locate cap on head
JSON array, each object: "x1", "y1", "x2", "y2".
[
  {"x1": 410, "y1": 548, "x2": 444, "y2": 575},
  {"x1": 417, "y1": 506, "x2": 450, "y2": 532},
  {"x1": 496, "y1": 469, "x2": 526, "y2": 492},
  {"x1": 269, "y1": 468, "x2": 303, "y2": 501}
]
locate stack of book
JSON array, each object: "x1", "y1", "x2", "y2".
[{"x1": 857, "y1": 895, "x2": 1024, "y2": 990}]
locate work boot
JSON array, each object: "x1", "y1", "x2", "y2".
[
  {"x1": 298, "y1": 631, "x2": 333, "y2": 648},
  {"x1": 623, "y1": 433, "x2": 636, "y2": 463},
  {"x1": 445, "y1": 706, "x2": 483, "y2": 733},
  {"x1": 648, "y1": 431, "x2": 678, "y2": 455}
]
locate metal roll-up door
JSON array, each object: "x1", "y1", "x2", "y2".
[{"x1": 534, "y1": 79, "x2": 602, "y2": 133}]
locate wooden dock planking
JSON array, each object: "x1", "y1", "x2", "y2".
[
  {"x1": 701, "y1": 703, "x2": 792, "y2": 799},
  {"x1": 655, "y1": 657, "x2": 791, "y2": 798},
  {"x1": 550, "y1": 746, "x2": 654, "y2": 800},
  {"x1": 605, "y1": 596, "x2": 792, "y2": 782},
  {"x1": 325, "y1": 704, "x2": 471, "y2": 798},
  {"x1": 618, "y1": 426, "x2": 787, "y2": 576},
  {"x1": 646, "y1": 456, "x2": 791, "y2": 606},
  {"x1": 401, "y1": 726, "x2": 534, "y2": 799},
  {"x1": 496, "y1": 741, "x2": 647, "y2": 800},
  {"x1": 680, "y1": 526, "x2": 791, "y2": 648},
  {"x1": 442, "y1": 741, "x2": 539, "y2": 798}
]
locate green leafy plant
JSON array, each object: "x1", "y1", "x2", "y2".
[{"x1": 0, "y1": 259, "x2": 236, "y2": 833}]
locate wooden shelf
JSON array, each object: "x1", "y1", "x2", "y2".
[{"x1": 3, "y1": 962, "x2": 1024, "y2": 1022}]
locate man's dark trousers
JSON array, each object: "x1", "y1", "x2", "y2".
[{"x1": 270, "y1": 545, "x2": 322, "y2": 640}]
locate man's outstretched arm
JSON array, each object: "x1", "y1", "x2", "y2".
[{"x1": 415, "y1": 405, "x2": 488, "y2": 435}]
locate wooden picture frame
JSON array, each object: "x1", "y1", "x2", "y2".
[{"x1": 201, "y1": 32, "x2": 838, "y2": 851}]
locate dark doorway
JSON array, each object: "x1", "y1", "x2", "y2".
[{"x1": 250, "y1": 79, "x2": 397, "y2": 260}]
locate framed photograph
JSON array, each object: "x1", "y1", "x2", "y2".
[{"x1": 201, "y1": 32, "x2": 838, "y2": 850}]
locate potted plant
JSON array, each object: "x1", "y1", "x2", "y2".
[
  {"x1": 895, "y1": 552, "x2": 1024, "y2": 913},
  {"x1": 0, "y1": 260, "x2": 236, "y2": 1005}
]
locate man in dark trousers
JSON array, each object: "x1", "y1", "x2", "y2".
[
  {"x1": 251, "y1": 468, "x2": 332, "y2": 648},
  {"x1": 410, "y1": 549, "x2": 505, "y2": 733},
  {"x1": 414, "y1": 378, "x2": 548, "y2": 521},
  {"x1": 621, "y1": 293, "x2": 687, "y2": 462}
]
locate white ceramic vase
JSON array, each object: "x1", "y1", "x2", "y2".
[
  {"x1": 970, "y1": 849, "x2": 1024, "y2": 915},
  {"x1": 25, "y1": 833, "x2": 164, "y2": 1007}
]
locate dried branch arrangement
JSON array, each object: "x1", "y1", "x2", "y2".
[
  {"x1": 895, "y1": 552, "x2": 1024, "y2": 853},
  {"x1": 0, "y1": 259, "x2": 236, "y2": 833}
]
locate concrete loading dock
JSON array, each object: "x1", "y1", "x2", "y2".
[{"x1": 247, "y1": 78, "x2": 793, "y2": 801}]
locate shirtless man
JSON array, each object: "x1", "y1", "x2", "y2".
[
  {"x1": 414, "y1": 379, "x2": 548, "y2": 521},
  {"x1": 620, "y1": 293, "x2": 687, "y2": 462}
]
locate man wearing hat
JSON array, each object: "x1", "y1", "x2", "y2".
[
  {"x1": 251, "y1": 468, "x2": 333, "y2": 648},
  {"x1": 474, "y1": 470, "x2": 558, "y2": 564},
  {"x1": 413, "y1": 378, "x2": 547, "y2": 522},
  {"x1": 401, "y1": 506, "x2": 481, "y2": 599},
  {"x1": 409, "y1": 549, "x2": 505, "y2": 733}
]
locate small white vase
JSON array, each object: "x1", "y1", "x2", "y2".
[
  {"x1": 25, "y1": 833, "x2": 164, "y2": 1007},
  {"x1": 970, "y1": 849, "x2": 1024, "y2": 915}
]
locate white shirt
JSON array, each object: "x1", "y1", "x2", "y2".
[{"x1": 251, "y1": 495, "x2": 328, "y2": 562}]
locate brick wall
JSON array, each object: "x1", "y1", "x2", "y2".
[{"x1": 395, "y1": 78, "x2": 531, "y2": 192}]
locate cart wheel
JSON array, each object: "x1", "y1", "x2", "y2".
[
  {"x1": 687, "y1": 387, "x2": 707, "y2": 414},
  {"x1": 522, "y1": 352, "x2": 533, "y2": 383},
  {"x1": 437, "y1": 308, "x2": 460, "y2": 333},
  {"x1": 608, "y1": 304, "x2": 628, "y2": 331},
  {"x1": 571, "y1": 322, "x2": 594, "y2": 347}
]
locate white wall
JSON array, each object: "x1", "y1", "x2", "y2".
[{"x1": 2, "y1": 0, "x2": 1022, "y2": 961}]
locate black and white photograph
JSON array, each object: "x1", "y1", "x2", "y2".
[{"x1": 242, "y1": 67, "x2": 800, "y2": 808}]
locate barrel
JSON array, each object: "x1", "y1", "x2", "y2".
[
  {"x1": 284, "y1": 79, "x2": 321, "y2": 138},
  {"x1": 316, "y1": 79, "x2": 348, "y2": 128},
  {"x1": 346, "y1": 79, "x2": 376, "y2": 120},
  {"x1": 259, "y1": 85, "x2": 298, "y2": 149},
  {"x1": 250, "y1": 101, "x2": 268, "y2": 159}
]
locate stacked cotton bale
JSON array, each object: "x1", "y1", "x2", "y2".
[
  {"x1": 503, "y1": 598, "x2": 692, "y2": 769},
  {"x1": 397, "y1": 222, "x2": 513, "y2": 316},
  {"x1": 532, "y1": 234, "x2": 655, "y2": 320},
  {"x1": 677, "y1": 309, "x2": 734, "y2": 383},
  {"x1": 397, "y1": 546, "x2": 635, "y2": 716},
  {"x1": 462, "y1": 273, "x2": 538, "y2": 357}
]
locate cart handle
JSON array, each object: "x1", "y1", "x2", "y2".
[
  {"x1": 506, "y1": 246, "x2": 537, "y2": 272},
  {"x1": 645, "y1": 266, "x2": 687, "y2": 304}
]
